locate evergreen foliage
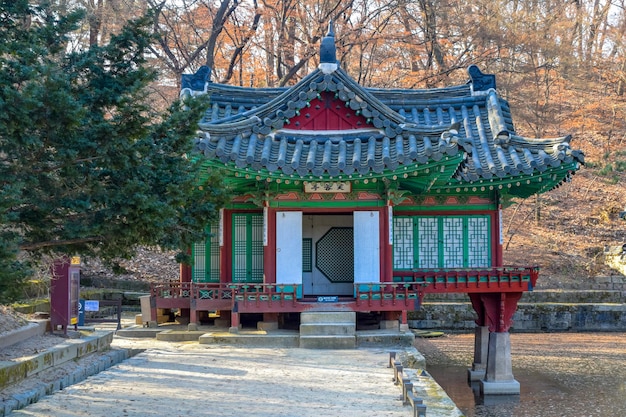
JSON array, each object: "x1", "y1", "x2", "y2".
[{"x1": 0, "y1": 0, "x2": 228, "y2": 302}]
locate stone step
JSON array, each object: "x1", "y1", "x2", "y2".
[
  {"x1": 300, "y1": 311, "x2": 356, "y2": 324},
  {"x1": 300, "y1": 322, "x2": 356, "y2": 336},
  {"x1": 299, "y1": 335, "x2": 356, "y2": 349},
  {"x1": 198, "y1": 331, "x2": 299, "y2": 348}
]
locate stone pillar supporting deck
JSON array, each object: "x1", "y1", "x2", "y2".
[
  {"x1": 468, "y1": 325, "x2": 489, "y2": 381},
  {"x1": 188, "y1": 299, "x2": 198, "y2": 331},
  {"x1": 481, "y1": 331, "x2": 520, "y2": 395},
  {"x1": 470, "y1": 292, "x2": 523, "y2": 395}
]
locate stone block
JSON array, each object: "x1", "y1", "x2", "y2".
[
  {"x1": 0, "y1": 361, "x2": 27, "y2": 390},
  {"x1": 480, "y1": 379, "x2": 520, "y2": 395},
  {"x1": 52, "y1": 343, "x2": 79, "y2": 366},
  {"x1": 213, "y1": 318, "x2": 230, "y2": 328},
  {"x1": 77, "y1": 337, "x2": 100, "y2": 358},
  {"x1": 97, "y1": 331, "x2": 114, "y2": 351},
  {"x1": 299, "y1": 335, "x2": 356, "y2": 349},
  {"x1": 300, "y1": 311, "x2": 356, "y2": 324},
  {"x1": 257, "y1": 321, "x2": 278, "y2": 331},
  {"x1": 379, "y1": 320, "x2": 399, "y2": 330},
  {"x1": 24, "y1": 351, "x2": 54, "y2": 377},
  {"x1": 300, "y1": 322, "x2": 355, "y2": 336}
]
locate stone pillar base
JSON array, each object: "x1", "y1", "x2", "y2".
[
  {"x1": 187, "y1": 323, "x2": 198, "y2": 331},
  {"x1": 399, "y1": 323, "x2": 409, "y2": 333},
  {"x1": 480, "y1": 380, "x2": 520, "y2": 395},
  {"x1": 228, "y1": 326, "x2": 240, "y2": 334},
  {"x1": 379, "y1": 320, "x2": 399, "y2": 330},
  {"x1": 467, "y1": 368, "x2": 486, "y2": 382},
  {"x1": 214, "y1": 318, "x2": 230, "y2": 328},
  {"x1": 257, "y1": 321, "x2": 278, "y2": 331},
  {"x1": 482, "y1": 331, "x2": 520, "y2": 395}
]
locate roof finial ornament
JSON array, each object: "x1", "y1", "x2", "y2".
[{"x1": 319, "y1": 20, "x2": 338, "y2": 74}]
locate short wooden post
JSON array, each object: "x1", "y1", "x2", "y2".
[{"x1": 393, "y1": 360, "x2": 403, "y2": 385}]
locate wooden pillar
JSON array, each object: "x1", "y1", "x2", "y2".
[
  {"x1": 399, "y1": 310, "x2": 409, "y2": 332},
  {"x1": 229, "y1": 303, "x2": 240, "y2": 334},
  {"x1": 493, "y1": 201, "x2": 504, "y2": 267},
  {"x1": 220, "y1": 209, "x2": 231, "y2": 284},
  {"x1": 263, "y1": 206, "x2": 277, "y2": 284},
  {"x1": 382, "y1": 205, "x2": 393, "y2": 282},
  {"x1": 178, "y1": 252, "x2": 191, "y2": 321}
]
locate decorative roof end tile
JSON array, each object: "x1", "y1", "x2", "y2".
[
  {"x1": 319, "y1": 21, "x2": 338, "y2": 74},
  {"x1": 468, "y1": 65, "x2": 496, "y2": 93},
  {"x1": 181, "y1": 66, "x2": 211, "y2": 92}
]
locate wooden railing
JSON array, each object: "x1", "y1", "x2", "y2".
[
  {"x1": 150, "y1": 281, "x2": 192, "y2": 299},
  {"x1": 149, "y1": 266, "x2": 539, "y2": 312}
]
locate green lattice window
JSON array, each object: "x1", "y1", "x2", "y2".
[
  {"x1": 393, "y1": 215, "x2": 491, "y2": 270},
  {"x1": 192, "y1": 223, "x2": 220, "y2": 283},
  {"x1": 232, "y1": 213, "x2": 264, "y2": 283}
]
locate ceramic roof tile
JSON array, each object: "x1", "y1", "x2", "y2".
[{"x1": 184, "y1": 63, "x2": 583, "y2": 185}]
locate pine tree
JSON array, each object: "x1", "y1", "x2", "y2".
[{"x1": 0, "y1": 1, "x2": 228, "y2": 302}]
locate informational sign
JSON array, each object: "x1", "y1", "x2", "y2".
[{"x1": 84, "y1": 300, "x2": 100, "y2": 311}]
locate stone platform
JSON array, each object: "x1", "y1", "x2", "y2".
[{"x1": 116, "y1": 323, "x2": 415, "y2": 348}]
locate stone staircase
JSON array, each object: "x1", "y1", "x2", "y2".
[{"x1": 299, "y1": 311, "x2": 356, "y2": 349}]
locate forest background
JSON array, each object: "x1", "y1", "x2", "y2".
[{"x1": 9, "y1": 0, "x2": 626, "y2": 294}]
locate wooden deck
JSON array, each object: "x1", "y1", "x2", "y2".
[{"x1": 150, "y1": 266, "x2": 538, "y2": 314}]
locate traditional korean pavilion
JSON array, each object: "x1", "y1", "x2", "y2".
[{"x1": 150, "y1": 25, "x2": 583, "y2": 395}]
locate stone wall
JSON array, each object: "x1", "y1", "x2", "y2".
[{"x1": 409, "y1": 289, "x2": 626, "y2": 332}]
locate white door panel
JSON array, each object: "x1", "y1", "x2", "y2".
[
  {"x1": 276, "y1": 211, "x2": 302, "y2": 284},
  {"x1": 354, "y1": 211, "x2": 380, "y2": 283}
]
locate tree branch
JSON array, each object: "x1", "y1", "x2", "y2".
[{"x1": 20, "y1": 236, "x2": 105, "y2": 251}]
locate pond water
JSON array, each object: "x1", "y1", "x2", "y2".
[{"x1": 416, "y1": 332, "x2": 626, "y2": 417}]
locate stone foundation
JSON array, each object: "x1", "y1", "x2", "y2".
[{"x1": 409, "y1": 298, "x2": 626, "y2": 331}]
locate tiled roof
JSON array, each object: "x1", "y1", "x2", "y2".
[
  {"x1": 191, "y1": 67, "x2": 464, "y2": 180},
  {"x1": 181, "y1": 31, "x2": 583, "y2": 195}
]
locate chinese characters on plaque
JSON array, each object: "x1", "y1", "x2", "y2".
[{"x1": 304, "y1": 181, "x2": 351, "y2": 193}]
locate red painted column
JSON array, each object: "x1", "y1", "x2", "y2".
[
  {"x1": 180, "y1": 262, "x2": 191, "y2": 283},
  {"x1": 230, "y1": 310, "x2": 240, "y2": 333},
  {"x1": 381, "y1": 205, "x2": 393, "y2": 282},
  {"x1": 400, "y1": 309, "x2": 409, "y2": 332},
  {"x1": 178, "y1": 251, "x2": 192, "y2": 322},
  {"x1": 480, "y1": 292, "x2": 522, "y2": 333},
  {"x1": 495, "y1": 206, "x2": 504, "y2": 267},
  {"x1": 220, "y1": 209, "x2": 231, "y2": 284}
]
